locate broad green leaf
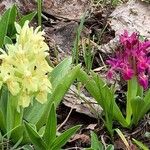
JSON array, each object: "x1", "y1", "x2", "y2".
[
  {"x1": 131, "y1": 89, "x2": 150, "y2": 126},
  {"x1": 131, "y1": 96, "x2": 145, "y2": 125},
  {"x1": 0, "y1": 110, "x2": 5, "y2": 132},
  {"x1": 24, "y1": 122, "x2": 47, "y2": 150},
  {"x1": 0, "y1": 86, "x2": 9, "y2": 118},
  {"x1": 23, "y1": 100, "x2": 46, "y2": 125},
  {"x1": 51, "y1": 125, "x2": 81, "y2": 150},
  {"x1": 91, "y1": 131, "x2": 103, "y2": 150},
  {"x1": 6, "y1": 93, "x2": 14, "y2": 138},
  {"x1": 0, "y1": 131, "x2": 2, "y2": 142},
  {"x1": 0, "y1": 86, "x2": 8, "y2": 132},
  {"x1": 133, "y1": 138, "x2": 149, "y2": 150},
  {"x1": 0, "y1": 7, "x2": 11, "y2": 47},
  {"x1": 93, "y1": 73, "x2": 114, "y2": 135},
  {"x1": 50, "y1": 57, "x2": 72, "y2": 89},
  {"x1": 19, "y1": 11, "x2": 37, "y2": 27},
  {"x1": 43, "y1": 103, "x2": 57, "y2": 147},
  {"x1": 36, "y1": 65, "x2": 80, "y2": 129},
  {"x1": 77, "y1": 69, "x2": 127, "y2": 127},
  {"x1": 10, "y1": 137, "x2": 23, "y2": 150},
  {"x1": 6, "y1": 94, "x2": 23, "y2": 138},
  {"x1": 10, "y1": 125, "x2": 29, "y2": 144},
  {"x1": 139, "y1": 89, "x2": 150, "y2": 119}
]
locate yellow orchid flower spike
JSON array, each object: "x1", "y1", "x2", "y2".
[{"x1": 0, "y1": 21, "x2": 53, "y2": 108}]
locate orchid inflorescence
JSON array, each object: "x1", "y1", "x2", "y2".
[
  {"x1": 0, "y1": 21, "x2": 53, "y2": 108},
  {"x1": 107, "y1": 30, "x2": 150, "y2": 89}
]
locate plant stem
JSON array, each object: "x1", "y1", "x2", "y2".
[
  {"x1": 37, "y1": 0, "x2": 42, "y2": 28},
  {"x1": 126, "y1": 77, "x2": 138, "y2": 125}
]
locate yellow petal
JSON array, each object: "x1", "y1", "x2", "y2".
[
  {"x1": 36, "y1": 91, "x2": 47, "y2": 104},
  {"x1": 18, "y1": 92, "x2": 31, "y2": 108},
  {"x1": 7, "y1": 80, "x2": 20, "y2": 96}
]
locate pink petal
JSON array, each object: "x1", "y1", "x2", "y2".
[
  {"x1": 122, "y1": 67, "x2": 134, "y2": 80},
  {"x1": 138, "y1": 73, "x2": 148, "y2": 89}
]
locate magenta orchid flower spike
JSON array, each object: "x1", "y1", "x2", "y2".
[{"x1": 107, "y1": 30, "x2": 150, "y2": 89}]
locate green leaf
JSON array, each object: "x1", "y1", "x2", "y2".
[
  {"x1": 77, "y1": 69, "x2": 127, "y2": 127},
  {"x1": 51, "y1": 125, "x2": 81, "y2": 150},
  {"x1": 4, "y1": 36, "x2": 13, "y2": 45},
  {"x1": 23, "y1": 100, "x2": 46, "y2": 125},
  {"x1": 36, "y1": 65, "x2": 80, "y2": 129},
  {"x1": 24, "y1": 122, "x2": 47, "y2": 150},
  {"x1": 132, "y1": 138, "x2": 149, "y2": 150},
  {"x1": 0, "y1": 110, "x2": 5, "y2": 132},
  {"x1": 10, "y1": 137, "x2": 23, "y2": 150},
  {"x1": 0, "y1": 87, "x2": 8, "y2": 132},
  {"x1": 0, "y1": 7, "x2": 11, "y2": 47},
  {"x1": 6, "y1": 94, "x2": 23, "y2": 139},
  {"x1": 50, "y1": 57, "x2": 72, "y2": 89},
  {"x1": 72, "y1": 13, "x2": 85, "y2": 64},
  {"x1": 131, "y1": 96, "x2": 145, "y2": 125},
  {"x1": 140, "y1": 89, "x2": 150, "y2": 119},
  {"x1": 7, "y1": 5, "x2": 17, "y2": 37},
  {"x1": 6, "y1": 93, "x2": 14, "y2": 138},
  {"x1": 91, "y1": 131, "x2": 103, "y2": 150},
  {"x1": 10, "y1": 125, "x2": 29, "y2": 144},
  {"x1": 19, "y1": 11, "x2": 37, "y2": 27},
  {"x1": 132, "y1": 89, "x2": 150, "y2": 125},
  {"x1": 43, "y1": 103, "x2": 57, "y2": 147},
  {"x1": 93, "y1": 73, "x2": 114, "y2": 135}
]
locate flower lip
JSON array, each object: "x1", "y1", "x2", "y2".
[{"x1": 138, "y1": 73, "x2": 148, "y2": 90}]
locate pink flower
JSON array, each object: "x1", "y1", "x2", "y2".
[
  {"x1": 137, "y1": 56, "x2": 148, "y2": 72},
  {"x1": 107, "y1": 30, "x2": 150, "y2": 89},
  {"x1": 119, "y1": 30, "x2": 139, "y2": 50},
  {"x1": 122, "y1": 67, "x2": 134, "y2": 80},
  {"x1": 138, "y1": 73, "x2": 148, "y2": 90}
]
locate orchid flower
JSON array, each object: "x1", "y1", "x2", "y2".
[
  {"x1": 0, "y1": 21, "x2": 53, "y2": 108},
  {"x1": 107, "y1": 30, "x2": 150, "y2": 89}
]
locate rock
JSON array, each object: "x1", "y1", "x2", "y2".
[
  {"x1": 109, "y1": 0, "x2": 150, "y2": 38},
  {"x1": 97, "y1": 0, "x2": 150, "y2": 54}
]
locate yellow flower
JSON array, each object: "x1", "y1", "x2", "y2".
[
  {"x1": 36, "y1": 91, "x2": 48, "y2": 104},
  {"x1": 6, "y1": 79, "x2": 20, "y2": 96},
  {"x1": 18, "y1": 92, "x2": 31, "y2": 108},
  {"x1": 0, "y1": 21, "x2": 53, "y2": 108}
]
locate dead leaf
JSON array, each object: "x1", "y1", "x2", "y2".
[
  {"x1": 43, "y1": 0, "x2": 90, "y2": 20},
  {"x1": 63, "y1": 85, "x2": 103, "y2": 118},
  {"x1": 86, "y1": 124, "x2": 97, "y2": 130},
  {"x1": 69, "y1": 133, "x2": 90, "y2": 144}
]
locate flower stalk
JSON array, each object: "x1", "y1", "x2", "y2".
[{"x1": 107, "y1": 30, "x2": 150, "y2": 125}]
